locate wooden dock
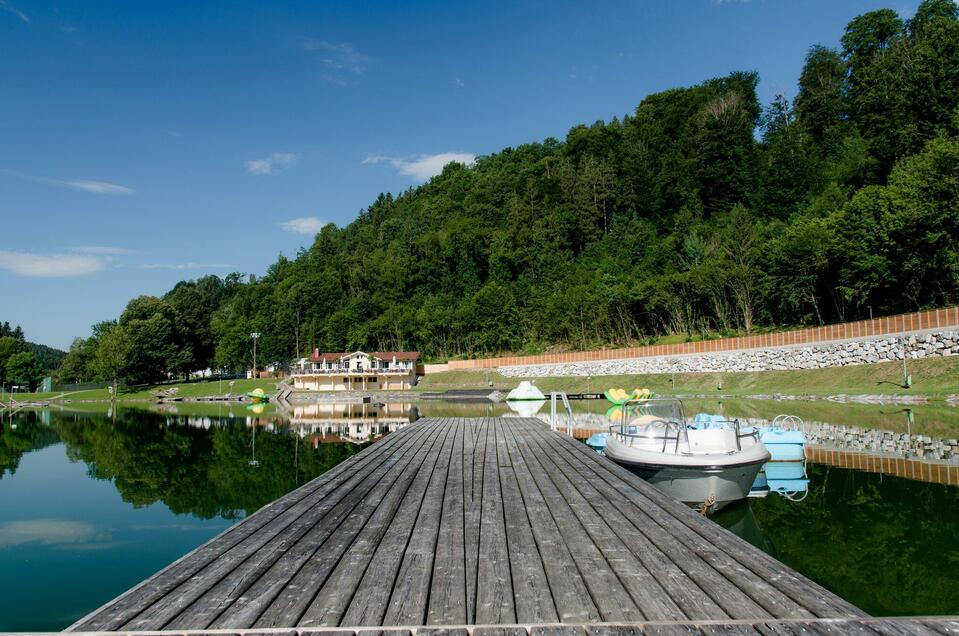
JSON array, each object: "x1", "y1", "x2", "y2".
[{"x1": 64, "y1": 417, "x2": 949, "y2": 634}]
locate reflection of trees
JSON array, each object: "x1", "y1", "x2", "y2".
[
  {"x1": 52, "y1": 411, "x2": 359, "y2": 519},
  {"x1": 741, "y1": 464, "x2": 959, "y2": 616},
  {"x1": 1, "y1": 414, "x2": 61, "y2": 478}
]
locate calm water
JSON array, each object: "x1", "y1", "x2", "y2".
[
  {"x1": 0, "y1": 409, "x2": 360, "y2": 631},
  {"x1": 714, "y1": 465, "x2": 959, "y2": 616},
  {"x1": 1, "y1": 400, "x2": 957, "y2": 629}
]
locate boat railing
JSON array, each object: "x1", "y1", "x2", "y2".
[
  {"x1": 608, "y1": 418, "x2": 683, "y2": 454},
  {"x1": 733, "y1": 419, "x2": 759, "y2": 451},
  {"x1": 771, "y1": 414, "x2": 804, "y2": 429}
]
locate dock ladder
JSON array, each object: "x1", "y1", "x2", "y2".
[{"x1": 549, "y1": 391, "x2": 575, "y2": 436}]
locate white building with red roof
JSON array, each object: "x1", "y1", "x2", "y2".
[{"x1": 291, "y1": 350, "x2": 421, "y2": 391}]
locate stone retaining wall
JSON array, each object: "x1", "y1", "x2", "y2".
[
  {"x1": 448, "y1": 306, "x2": 959, "y2": 370},
  {"x1": 500, "y1": 330, "x2": 959, "y2": 377}
]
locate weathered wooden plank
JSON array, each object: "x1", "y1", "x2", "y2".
[
  {"x1": 167, "y1": 425, "x2": 438, "y2": 630},
  {"x1": 502, "y1": 420, "x2": 642, "y2": 623},
  {"x1": 426, "y1": 419, "x2": 468, "y2": 624},
  {"x1": 416, "y1": 628, "x2": 470, "y2": 636},
  {"x1": 586, "y1": 625, "x2": 643, "y2": 636},
  {"x1": 545, "y1": 422, "x2": 864, "y2": 618},
  {"x1": 338, "y1": 420, "x2": 455, "y2": 627},
  {"x1": 250, "y1": 420, "x2": 450, "y2": 628},
  {"x1": 69, "y1": 428, "x2": 418, "y2": 631},
  {"x1": 297, "y1": 420, "x2": 455, "y2": 627},
  {"x1": 381, "y1": 417, "x2": 459, "y2": 625},
  {"x1": 496, "y1": 419, "x2": 558, "y2": 624},
  {"x1": 498, "y1": 419, "x2": 601, "y2": 624},
  {"x1": 530, "y1": 626, "x2": 589, "y2": 636},
  {"x1": 698, "y1": 624, "x2": 763, "y2": 635},
  {"x1": 642, "y1": 626, "x2": 707, "y2": 636},
  {"x1": 474, "y1": 627, "x2": 530, "y2": 636},
  {"x1": 921, "y1": 618, "x2": 959, "y2": 635},
  {"x1": 521, "y1": 420, "x2": 797, "y2": 620},
  {"x1": 464, "y1": 418, "x2": 488, "y2": 624},
  {"x1": 513, "y1": 420, "x2": 698, "y2": 622},
  {"x1": 416, "y1": 627, "x2": 470, "y2": 636},
  {"x1": 866, "y1": 618, "x2": 941, "y2": 635},
  {"x1": 534, "y1": 430, "x2": 729, "y2": 621},
  {"x1": 354, "y1": 630, "x2": 413, "y2": 636},
  {"x1": 756, "y1": 620, "x2": 831, "y2": 635},
  {"x1": 473, "y1": 418, "x2": 516, "y2": 624}
]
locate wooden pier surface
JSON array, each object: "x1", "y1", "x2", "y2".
[{"x1": 69, "y1": 417, "x2": 871, "y2": 632}]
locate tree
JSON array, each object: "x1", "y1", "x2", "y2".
[
  {"x1": 119, "y1": 296, "x2": 190, "y2": 383},
  {"x1": 94, "y1": 325, "x2": 133, "y2": 393},
  {"x1": 794, "y1": 45, "x2": 847, "y2": 151},
  {"x1": 5, "y1": 351, "x2": 44, "y2": 390},
  {"x1": 57, "y1": 337, "x2": 96, "y2": 383},
  {"x1": 0, "y1": 336, "x2": 27, "y2": 389},
  {"x1": 841, "y1": 9, "x2": 904, "y2": 102}
]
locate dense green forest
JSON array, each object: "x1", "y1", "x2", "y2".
[{"x1": 57, "y1": 1, "x2": 959, "y2": 384}]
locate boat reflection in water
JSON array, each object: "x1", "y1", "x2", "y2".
[
  {"x1": 287, "y1": 402, "x2": 417, "y2": 445},
  {"x1": 505, "y1": 399, "x2": 547, "y2": 418}
]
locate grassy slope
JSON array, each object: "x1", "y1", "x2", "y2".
[
  {"x1": 7, "y1": 378, "x2": 279, "y2": 402},
  {"x1": 418, "y1": 356, "x2": 959, "y2": 399}
]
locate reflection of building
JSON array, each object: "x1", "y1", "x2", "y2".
[
  {"x1": 289, "y1": 402, "x2": 414, "y2": 444},
  {"x1": 291, "y1": 351, "x2": 420, "y2": 391}
]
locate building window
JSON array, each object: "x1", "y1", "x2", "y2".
[
  {"x1": 343, "y1": 377, "x2": 348, "y2": 383},
  {"x1": 368, "y1": 377, "x2": 376, "y2": 382}
]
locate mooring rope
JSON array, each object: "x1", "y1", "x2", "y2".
[{"x1": 698, "y1": 493, "x2": 717, "y2": 515}]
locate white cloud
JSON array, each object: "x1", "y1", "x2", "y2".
[
  {"x1": 0, "y1": 0, "x2": 30, "y2": 23},
  {"x1": 362, "y1": 152, "x2": 476, "y2": 182},
  {"x1": 0, "y1": 250, "x2": 108, "y2": 277},
  {"x1": 0, "y1": 169, "x2": 135, "y2": 194},
  {"x1": 454, "y1": 77, "x2": 465, "y2": 87},
  {"x1": 137, "y1": 263, "x2": 231, "y2": 270},
  {"x1": 301, "y1": 39, "x2": 371, "y2": 85},
  {"x1": 69, "y1": 246, "x2": 137, "y2": 256},
  {"x1": 281, "y1": 217, "x2": 328, "y2": 235},
  {"x1": 0, "y1": 519, "x2": 96, "y2": 549},
  {"x1": 245, "y1": 152, "x2": 298, "y2": 175},
  {"x1": 62, "y1": 179, "x2": 135, "y2": 194}
]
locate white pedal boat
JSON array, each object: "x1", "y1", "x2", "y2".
[{"x1": 604, "y1": 398, "x2": 770, "y2": 512}]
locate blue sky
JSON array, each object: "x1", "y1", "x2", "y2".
[{"x1": 1, "y1": 0, "x2": 919, "y2": 349}]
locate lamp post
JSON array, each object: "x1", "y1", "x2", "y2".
[{"x1": 250, "y1": 332, "x2": 260, "y2": 379}]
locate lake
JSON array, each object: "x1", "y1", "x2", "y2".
[{"x1": 1, "y1": 401, "x2": 957, "y2": 629}]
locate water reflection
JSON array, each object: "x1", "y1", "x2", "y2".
[
  {"x1": 714, "y1": 463, "x2": 959, "y2": 616},
  {"x1": 2, "y1": 409, "x2": 362, "y2": 519},
  {"x1": 288, "y1": 402, "x2": 415, "y2": 444}
]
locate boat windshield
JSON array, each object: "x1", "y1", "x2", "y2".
[{"x1": 618, "y1": 397, "x2": 685, "y2": 427}]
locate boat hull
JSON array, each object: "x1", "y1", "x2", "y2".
[{"x1": 614, "y1": 458, "x2": 766, "y2": 512}]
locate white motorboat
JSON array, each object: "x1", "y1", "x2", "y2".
[{"x1": 604, "y1": 398, "x2": 770, "y2": 512}]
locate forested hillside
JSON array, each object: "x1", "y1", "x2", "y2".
[{"x1": 59, "y1": 1, "x2": 959, "y2": 382}]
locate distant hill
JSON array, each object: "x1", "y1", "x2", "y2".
[{"x1": 27, "y1": 342, "x2": 67, "y2": 372}]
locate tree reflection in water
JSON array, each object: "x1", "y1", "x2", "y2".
[
  {"x1": 714, "y1": 463, "x2": 959, "y2": 616},
  {"x1": 2, "y1": 409, "x2": 361, "y2": 518}
]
